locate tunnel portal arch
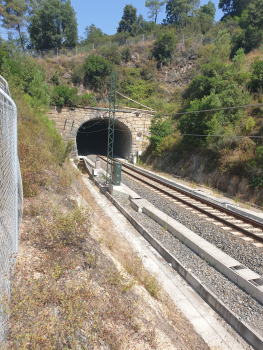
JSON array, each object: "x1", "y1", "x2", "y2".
[
  {"x1": 76, "y1": 117, "x2": 132, "y2": 159},
  {"x1": 49, "y1": 106, "x2": 153, "y2": 159}
]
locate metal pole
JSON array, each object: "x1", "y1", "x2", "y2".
[{"x1": 106, "y1": 72, "x2": 117, "y2": 184}]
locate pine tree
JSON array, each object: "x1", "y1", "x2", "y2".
[{"x1": 145, "y1": 0, "x2": 166, "y2": 23}]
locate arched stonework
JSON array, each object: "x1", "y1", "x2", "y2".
[{"x1": 49, "y1": 106, "x2": 154, "y2": 159}]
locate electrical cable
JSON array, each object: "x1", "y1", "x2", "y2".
[
  {"x1": 116, "y1": 91, "x2": 153, "y2": 111},
  {"x1": 158, "y1": 102, "x2": 263, "y2": 117}
]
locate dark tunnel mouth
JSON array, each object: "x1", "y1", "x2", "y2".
[{"x1": 76, "y1": 118, "x2": 132, "y2": 159}]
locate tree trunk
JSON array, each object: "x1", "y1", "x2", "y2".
[{"x1": 17, "y1": 24, "x2": 25, "y2": 52}]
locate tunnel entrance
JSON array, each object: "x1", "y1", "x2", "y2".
[{"x1": 76, "y1": 118, "x2": 132, "y2": 159}]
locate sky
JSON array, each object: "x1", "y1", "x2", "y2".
[
  {"x1": 72, "y1": 0, "x2": 224, "y2": 39},
  {"x1": 1, "y1": 0, "x2": 224, "y2": 41}
]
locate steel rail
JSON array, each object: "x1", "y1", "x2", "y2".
[{"x1": 99, "y1": 156, "x2": 263, "y2": 243}]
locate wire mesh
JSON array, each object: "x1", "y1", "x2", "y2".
[
  {"x1": 28, "y1": 33, "x2": 215, "y2": 60},
  {"x1": 0, "y1": 75, "x2": 23, "y2": 347}
]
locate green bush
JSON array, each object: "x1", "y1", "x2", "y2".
[
  {"x1": 121, "y1": 47, "x2": 131, "y2": 63},
  {"x1": 28, "y1": 71, "x2": 50, "y2": 108},
  {"x1": 153, "y1": 32, "x2": 176, "y2": 68},
  {"x1": 249, "y1": 60, "x2": 263, "y2": 93},
  {"x1": 99, "y1": 45, "x2": 122, "y2": 65},
  {"x1": 51, "y1": 70, "x2": 60, "y2": 86},
  {"x1": 51, "y1": 85, "x2": 79, "y2": 108},
  {"x1": 72, "y1": 63, "x2": 86, "y2": 85},
  {"x1": 149, "y1": 115, "x2": 174, "y2": 154},
  {"x1": 80, "y1": 92, "x2": 97, "y2": 106},
  {"x1": 84, "y1": 54, "x2": 111, "y2": 88}
]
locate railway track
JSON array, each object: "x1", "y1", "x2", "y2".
[{"x1": 99, "y1": 156, "x2": 263, "y2": 244}]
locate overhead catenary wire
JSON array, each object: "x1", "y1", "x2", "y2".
[
  {"x1": 116, "y1": 91, "x2": 154, "y2": 111},
  {"x1": 77, "y1": 126, "x2": 263, "y2": 138},
  {"x1": 159, "y1": 102, "x2": 263, "y2": 117}
]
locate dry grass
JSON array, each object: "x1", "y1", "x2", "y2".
[{"x1": 5, "y1": 162, "x2": 210, "y2": 349}]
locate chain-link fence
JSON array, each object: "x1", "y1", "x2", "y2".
[
  {"x1": 0, "y1": 75, "x2": 23, "y2": 347},
  {"x1": 29, "y1": 33, "x2": 215, "y2": 60}
]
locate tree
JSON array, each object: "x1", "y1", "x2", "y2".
[
  {"x1": 82, "y1": 24, "x2": 106, "y2": 45},
  {"x1": 199, "y1": 0, "x2": 215, "y2": 17},
  {"x1": 165, "y1": 0, "x2": 200, "y2": 25},
  {"x1": 1, "y1": 0, "x2": 29, "y2": 51},
  {"x1": 232, "y1": 0, "x2": 263, "y2": 53},
  {"x1": 29, "y1": 0, "x2": 78, "y2": 50},
  {"x1": 218, "y1": 0, "x2": 250, "y2": 17},
  {"x1": 198, "y1": 1, "x2": 216, "y2": 34},
  {"x1": 145, "y1": 0, "x2": 166, "y2": 23},
  {"x1": 117, "y1": 4, "x2": 139, "y2": 36},
  {"x1": 61, "y1": 0, "x2": 78, "y2": 48}
]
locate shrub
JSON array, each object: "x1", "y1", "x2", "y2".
[
  {"x1": 50, "y1": 70, "x2": 60, "y2": 86},
  {"x1": 153, "y1": 32, "x2": 176, "y2": 68},
  {"x1": 140, "y1": 59, "x2": 157, "y2": 81},
  {"x1": 80, "y1": 92, "x2": 97, "y2": 106},
  {"x1": 249, "y1": 60, "x2": 263, "y2": 93},
  {"x1": 27, "y1": 71, "x2": 50, "y2": 108},
  {"x1": 121, "y1": 47, "x2": 131, "y2": 62},
  {"x1": 84, "y1": 54, "x2": 111, "y2": 88},
  {"x1": 99, "y1": 45, "x2": 122, "y2": 65},
  {"x1": 72, "y1": 63, "x2": 85, "y2": 85},
  {"x1": 51, "y1": 85, "x2": 79, "y2": 108}
]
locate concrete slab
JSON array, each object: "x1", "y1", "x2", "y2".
[
  {"x1": 253, "y1": 243, "x2": 263, "y2": 248},
  {"x1": 121, "y1": 183, "x2": 141, "y2": 200},
  {"x1": 237, "y1": 269, "x2": 261, "y2": 280},
  {"x1": 108, "y1": 184, "x2": 129, "y2": 200}
]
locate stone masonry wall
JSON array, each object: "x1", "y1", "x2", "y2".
[{"x1": 49, "y1": 106, "x2": 153, "y2": 159}]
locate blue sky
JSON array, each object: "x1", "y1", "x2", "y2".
[
  {"x1": 1, "y1": 0, "x2": 224, "y2": 41},
  {"x1": 73, "y1": 0, "x2": 224, "y2": 39}
]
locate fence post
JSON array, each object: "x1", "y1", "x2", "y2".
[
  {"x1": 183, "y1": 34, "x2": 185, "y2": 46},
  {"x1": 76, "y1": 46, "x2": 77, "y2": 56},
  {"x1": 201, "y1": 35, "x2": 203, "y2": 44},
  {"x1": 126, "y1": 39, "x2": 127, "y2": 47},
  {"x1": 142, "y1": 34, "x2": 144, "y2": 47},
  {"x1": 93, "y1": 43, "x2": 94, "y2": 50},
  {"x1": 57, "y1": 47, "x2": 58, "y2": 63}
]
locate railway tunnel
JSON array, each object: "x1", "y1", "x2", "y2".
[{"x1": 76, "y1": 118, "x2": 132, "y2": 159}]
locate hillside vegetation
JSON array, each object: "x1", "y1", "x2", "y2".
[{"x1": 0, "y1": 0, "x2": 263, "y2": 194}]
